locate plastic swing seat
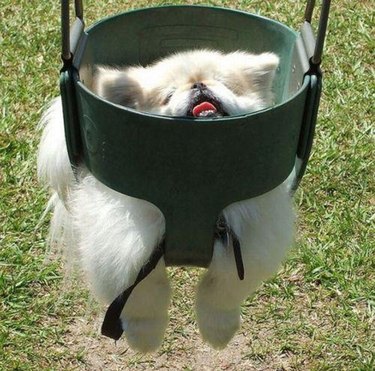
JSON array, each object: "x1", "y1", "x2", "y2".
[{"x1": 59, "y1": 0, "x2": 331, "y2": 340}]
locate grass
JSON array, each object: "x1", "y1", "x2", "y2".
[{"x1": 1, "y1": 0, "x2": 374, "y2": 369}]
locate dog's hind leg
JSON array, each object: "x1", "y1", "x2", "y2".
[
  {"x1": 70, "y1": 176, "x2": 171, "y2": 352},
  {"x1": 120, "y1": 258, "x2": 171, "y2": 353},
  {"x1": 196, "y1": 184, "x2": 295, "y2": 349},
  {"x1": 195, "y1": 238, "x2": 248, "y2": 349}
]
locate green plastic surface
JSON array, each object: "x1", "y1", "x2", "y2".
[{"x1": 61, "y1": 6, "x2": 318, "y2": 267}]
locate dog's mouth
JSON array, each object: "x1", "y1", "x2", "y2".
[{"x1": 187, "y1": 92, "x2": 228, "y2": 118}]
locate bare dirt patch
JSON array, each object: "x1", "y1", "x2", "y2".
[
  {"x1": 64, "y1": 316, "x2": 272, "y2": 371},
  {"x1": 57, "y1": 271, "x2": 301, "y2": 371}
]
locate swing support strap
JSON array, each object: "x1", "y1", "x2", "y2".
[
  {"x1": 61, "y1": 0, "x2": 84, "y2": 64},
  {"x1": 293, "y1": 0, "x2": 331, "y2": 189},
  {"x1": 304, "y1": 0, "x2": 331, "y2": 65}
]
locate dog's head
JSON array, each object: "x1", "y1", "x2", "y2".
[{"x1": 92, "y1": 50, "x2": 279, "y2": 118}]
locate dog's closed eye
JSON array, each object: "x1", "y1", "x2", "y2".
[{"x1": 163, "y1": 91, "x2": 175, "y2": 105}]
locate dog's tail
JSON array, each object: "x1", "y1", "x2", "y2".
[
  {"x1": 37, "y1": 97, "x2": 75, "y2": 200},
  {"x1": 37, "y1": 97, "x2": 79, "y2": 266}
]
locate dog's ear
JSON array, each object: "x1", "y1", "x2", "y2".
[
  {"x1": 225, "y1": 52, "x2": 279, "y2": 91},
  {"x1": 245, "y1": 52, "x2": 280, "y2": 90},
  {"x1": 92, "y1": 66, "x2": 144, "y2": 108}
]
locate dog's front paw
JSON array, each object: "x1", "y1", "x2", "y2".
[
  {"x1": 196, "y1": 303, "x2": 240, "y2": 349},
  {"x1": 121, "y1": 315, "x2": 168, "y2": 353}
]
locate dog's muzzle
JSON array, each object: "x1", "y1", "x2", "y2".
[{"x1": 186, "y1": 85, "x2": 228, "y2": 118}]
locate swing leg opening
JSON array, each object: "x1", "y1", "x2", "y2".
[{"x1": 101, "y1": 215, "x2": 245, "y2": 341}]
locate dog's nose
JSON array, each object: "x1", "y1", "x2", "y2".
[{"x1": 191, "y1": 82, "x2": 207, "y2": 91}]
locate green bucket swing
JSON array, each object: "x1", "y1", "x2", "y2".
[{"x1": 59, "y1": 0, "x2": 331, "y2": 340}]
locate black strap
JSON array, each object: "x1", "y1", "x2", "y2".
[
  {"x1": 215, "y1": 215, "x2": 245, "y2": 280},
  {"x1": 101, "y1": 215, "x2": 245, "y2": 340},
  {"x1": 101, "y1": 240, "x2": 165, "y2": 340}
]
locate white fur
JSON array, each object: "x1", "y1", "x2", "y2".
[
  {"x1": 38, "y1": 50, "x2": 295, "y2": 352},
  {"x1": 93, "y1": 50, "x2": 279, "y2": 116}
]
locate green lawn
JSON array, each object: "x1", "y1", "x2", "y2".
[{"x1": 1, "y1": 1, "x2": 374, "y2": 370}]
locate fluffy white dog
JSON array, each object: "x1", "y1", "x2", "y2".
[{"x1": 38, "y1": 50, "x2": 295, "y2": 352}]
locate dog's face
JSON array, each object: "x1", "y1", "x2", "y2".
[{"x1": 92, "y1": 50, "x2": 279, "y2": 118}]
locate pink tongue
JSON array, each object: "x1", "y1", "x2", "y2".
[{"x1": 192, "y1": 102, "x2": 217, "y2": 117}]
